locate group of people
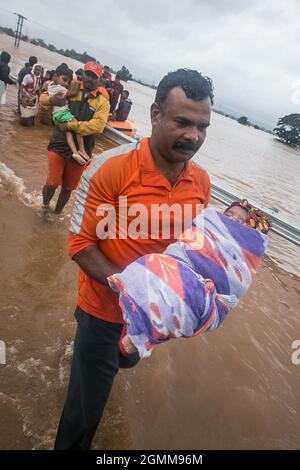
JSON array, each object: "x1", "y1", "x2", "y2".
[
  {"x1": 37, "y1": 60, "x2": 134, "y2": 215},
  {"x1": 0, "y1": 51, "x2": 133, "y2": 216},
  {"x1": 0, "y1": 51, "x2": 42, "y2": 124},
  {"x1": 0, "y1": 51, "x2": 132, "y2": 125},
  {"x1": 1, "y1": 48, "x2": 271, "y2": 450}
]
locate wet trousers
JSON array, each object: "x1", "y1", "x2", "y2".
[{"x1": 54, "y1": 306, "x2": 139, "y2": 450}]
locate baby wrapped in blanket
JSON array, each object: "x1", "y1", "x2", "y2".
[{"x1": 108, "y1": 201, "x2": 270, "y2": 359}]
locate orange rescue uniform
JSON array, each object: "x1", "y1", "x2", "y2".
[{"x1": 68, "y1": 138, "x2": 211, "y2": 323}]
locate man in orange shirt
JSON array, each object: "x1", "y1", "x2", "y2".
[
  {"x1": 54, "y1": 69, "x2": 214, "y2": 449},
  {"x1": 40, "y1": 61, "x2": 110, "y2": 216}
]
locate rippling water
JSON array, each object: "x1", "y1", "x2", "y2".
[{"x1": 0, "y1": 35, "x2": 300, "y2": 450}]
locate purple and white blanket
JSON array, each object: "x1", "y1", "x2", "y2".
[{"x1": 108, "y1": 208, "x2": 268, "y2": 358}]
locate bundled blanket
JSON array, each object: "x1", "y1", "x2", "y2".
[{"x1": 108, "y1": 208, "x2": 268, "y2": 358}]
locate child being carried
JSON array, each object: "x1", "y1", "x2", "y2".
[
  {"x1": 109, "y1": 200, "x2": 271, "y2": 359},
  {"x1": 48, "y1": 64, "x2": 90, "y2": 165}
]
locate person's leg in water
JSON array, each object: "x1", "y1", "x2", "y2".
[
  {"x1": 54, "y1": 186, "x2": 71, "y2": 214},
  {"x1": 42, "y1": 184, "x2": 57, "y2": 211},
  {"x1": 39, "y1": 185, "x2": 57, "y2": 219},
  {"x1": 66, "y1": 131, "x2": 87, "y2": 165},
  {"x1": 40, "y1": 151, "x2": 65, "y2": 217},
  {"x1": 54, "y1": 307, "x2": 139, "y2": 450}
]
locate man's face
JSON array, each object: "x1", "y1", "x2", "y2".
[
  {"x1": 82, "y1": 71, "x2": 99, "y2": 91},
  {"x1": 150, "y1": 87, "x2": 211, "y2": 164}
]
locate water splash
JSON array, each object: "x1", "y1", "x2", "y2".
[{"x1": 0, "y1": 162, "x2": 42, "y2": 209}]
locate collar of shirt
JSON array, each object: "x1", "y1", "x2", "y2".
[
  {"x1": 80, "y1": 82, "x2": 99, "y2": 97},
  {"x1": 139, "y1": 138, "x2": 194, "y2": 190}
]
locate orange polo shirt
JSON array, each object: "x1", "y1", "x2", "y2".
[{"x1": 68, "y1": 138, "x2": 211, "y2": 323}]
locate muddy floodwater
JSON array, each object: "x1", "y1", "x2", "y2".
[{"x1": 0, "y1": 34, "x2": 300, "y2": 449}]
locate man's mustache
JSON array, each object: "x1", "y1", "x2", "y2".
[{"x1": 172, "y1": 140, "x2": 199, "y2": 151}]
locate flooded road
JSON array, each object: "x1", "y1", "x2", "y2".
[
  {"x1": 1, "y1": 187, "x2": 299, "y2": 449},
  {"x1": 0, "y1": 34, "x2": 300, "y2": 450}
]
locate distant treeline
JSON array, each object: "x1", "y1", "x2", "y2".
[
  {"x1": 131, "y1": 77, "x2": 157, "y2": 90},
  {"x1": 0, "y1": 26, "x2": 97, "y2": 63},
  {"x1": 213, "y1": 108, "x2": 274, "y2": 134},
  {"x1": 215, "y1": 109, "x2": 300, "y2": 149},
  {"x1": 0, "y1": 25, "x2": 157, "y2": 89}
]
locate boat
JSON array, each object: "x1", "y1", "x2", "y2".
[{"x1": 106, "y1": 119, "x2": 137, "y2": 138}]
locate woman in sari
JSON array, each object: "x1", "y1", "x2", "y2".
[{"x1": 19, "y1": 64, "x2": 43, "y2": 126}]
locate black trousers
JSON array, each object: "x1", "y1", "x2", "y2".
[{"x1": 54, "y1": 306, "x2": 139, "y2": 450}]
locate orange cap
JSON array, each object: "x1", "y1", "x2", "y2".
[{"x1": 84, "y1": 61, "x2": 102, "y2": 78}]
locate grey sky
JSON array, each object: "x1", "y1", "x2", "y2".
[{"x1": 1, "y1": 0, "x2": 299, "y2": 127}]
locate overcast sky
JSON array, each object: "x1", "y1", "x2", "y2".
[{"x1": 1, "y1": 0, "x2": 299, "y2": 127}]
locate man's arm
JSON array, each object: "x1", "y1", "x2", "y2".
[
  {"x1": 67, "y1": 95, "x2": 110, "y2": 136},
  {"x1": 72, "y1": 245, "x2": 119, "y2": 286},
  {"x1": 68, "y1": 156, "x2": 124, "y2": 285}
]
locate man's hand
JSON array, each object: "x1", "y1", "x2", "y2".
[
  {"x1": 58, "y1": 123, "x2": 69, "y2": 133},
  {"x1": 49, "y1": 92, "x2": 66, "y2": 107}
]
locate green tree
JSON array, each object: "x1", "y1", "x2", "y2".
[
  {"x1": 273, "y1": 114, "x2": 300, "y2": 146},
  {"x1": 81, "y1": 51, "x2": 96, "y2": 63},
  {"x1": 0, "y1": 26, "x2": 15, "y2": 37},
  {"x1": 35, "y1": 38, "x2": 48, "y2": 48},
  {"x1": 48, "y1": 44, "x2": 57, "y2": 52},
  {"x1": 116, "y1": 66, "x2": 132, "y2": 82},
  {"x1": 237, "y1": 115, "x2": 250, "y2": 126}
]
